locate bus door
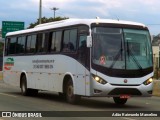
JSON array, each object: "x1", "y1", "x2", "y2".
[{"x1": 76, "y1": 34, "x2": 90, "y2": 96}]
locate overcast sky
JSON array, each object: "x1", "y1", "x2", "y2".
[{"x1": 0, "y1": 0, "x2": 160, "y2": 35}]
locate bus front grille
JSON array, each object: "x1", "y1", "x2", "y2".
[
  {"x1": 108, "y1": 88, "x2": 142, "y2": 95},
  {"x1": 110, "y1": 84, "x2": 141, "y2": 86}
]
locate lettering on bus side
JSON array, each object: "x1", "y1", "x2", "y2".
[{"x1": 32, "y1": 59, "x2": 55, "y2": 69}]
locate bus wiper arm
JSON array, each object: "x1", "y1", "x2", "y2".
[
  {"x1": 109, "y1": 48, "x2": 123, "y2": 69},
  {"x1": 127, "y1": 41, "x2": 143, "y2": 70},
  {"x1": 110, "y1": 39, "x2": 123, "y2": 69}
]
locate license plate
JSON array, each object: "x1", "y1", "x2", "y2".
[{"x1": 120, "y1": 95, "x2": 130, "y2": 99}]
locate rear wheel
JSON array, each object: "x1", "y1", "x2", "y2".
[
  {"x1": 21, "y1": 75, "x2": 38, "y2": 96},
  {"x1": 21, "y1": 75, "x2": 29, "y2": 96},
  {"x1": 113, "y1": 97, "x2": 127, "y2": 105},
  {"x1": 65, "y1": 79, "x2": 81, "y2": 104}
]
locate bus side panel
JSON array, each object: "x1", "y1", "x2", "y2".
[
  {"x1": 3, "y1": 70, "x2": 19, "y2": 87},
  {"x1": 53, "y1": 55, "x2": 86, "y2": 95},
  {"x1": 3, "y1": 55, "x2": 90, "y2": 96}
]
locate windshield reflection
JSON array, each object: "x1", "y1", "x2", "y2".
[{"x1": 92, "y1": 27, "x2": 153, "y2": 70}]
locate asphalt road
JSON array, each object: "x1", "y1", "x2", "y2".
[{"x1": 0, "y1": 81, "x2": 160, "y2": 120}]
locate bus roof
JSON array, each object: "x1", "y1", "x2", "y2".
[{"x1": 6, "y1": 18, "x2": 146, "y2": 36}]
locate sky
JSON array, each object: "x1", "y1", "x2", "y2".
[{"x1": 0, "y1": 0, "x2": 160, "y2": 35}]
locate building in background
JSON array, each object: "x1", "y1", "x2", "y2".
[
  {"x1": 152, "y1": 34, "x2": 160, "y2": 79},
  {"x1": 152, "y1": 46, "x2": 159, "y2": 68}
]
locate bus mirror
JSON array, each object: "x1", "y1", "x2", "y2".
[{"x1": 87, "y1": 36, "x2": 92, "y2": 47}]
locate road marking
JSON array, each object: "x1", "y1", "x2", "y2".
[
  {"x1": 0, "y1": 93, "x2": 17, "y2": 98},
  {"x1": 122, "y1": 117, "x2": 136, "y2": 120}
]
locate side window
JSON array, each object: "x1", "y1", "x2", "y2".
[
  {"x1": 17, "y1": 37, "x2": 22, "y2": 54},
  {"x1": 26, "y1": 35, "x2": 36, "y2": 53},
  {"x1": 62, "y1": 29, "x2": 77, "y2": 52},
  {"x1": 79, "y1": 35, "x2": 87, "y2": 49},
  {"x1": 37, "y1": 33, "x2": 45, "y2": 53},
  {"x1": 51, "y1": 31, "x2": 62, "y2": 52},
  {"x1": 5, "y1": 38, "x2": 10, "y2": 55},
  {"x1": 78, "y1": 35, "x2": 87, "y2": 65},
  {"x1": 70, "y1": 29, "x2": 77, "y2": 50},
  {"x1": 17, "y1": 36, "x2": 25, "y2": 54},
  {"x1": 51, "y1": 32, "x2": 56, "y2": 52},
  {"x1": 30, "y1": 35, "x2": 37, "y2": 53},
  {"x1": 44, "y1": 32, "x2": 49, "y2": 52},
  {"x1": 55, "y1": 31, "x2": 62, "y2": 52},
  {"x1": 9, "y1": 37, "x2": 17, "y2": 54},
  {"x1": 26, "y1": 35, "x2": 32, "y2": 53},
  {"x1": 63, "y1": 30, "x2": 70, "y2": 52},
  {"x1": 21, "y1": 36, "x2": 26, "y2": 53}
]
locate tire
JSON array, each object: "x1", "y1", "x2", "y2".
[
  {"x1": 21, "y1": 75, "x2": 38, "y2": 96},
  {"x1": 65, "y1": 79, "x2": 81, "y2": 104},
  {"x1": 59, "y1": 92, "x2": 65, "y2": 99},
  {"x1": 29, "y1": 89, "x2": 38, "y2": 96},
  {"x1": 113, "y1": 97, "x2": 127, "y2": 105},
  {"x1": 21, "y1": 75, "x2": 29, "y2": 96}
]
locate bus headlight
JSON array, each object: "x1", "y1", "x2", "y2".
[
  {"x1": 143, "y1": 78, "x2": 153, "y2": 85},
  {"x1": 92, "y1": 74, "x2": 107, "y2": 85}
]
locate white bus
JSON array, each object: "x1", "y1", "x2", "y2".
[{"x1": 3, "y1": 19, "x2": 153, "y2": 105}]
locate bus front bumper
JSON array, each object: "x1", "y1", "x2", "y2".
[{"x1": 91, "y1": 80, "x2": 153, "y2": 97}]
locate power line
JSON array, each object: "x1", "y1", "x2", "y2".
[{"x1": 56, "y1": 11, "x2": 67, "y2": 18}]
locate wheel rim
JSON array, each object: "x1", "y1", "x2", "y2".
[{"x1": 67, "y1": 85, "x2": 73, "y2": 99}]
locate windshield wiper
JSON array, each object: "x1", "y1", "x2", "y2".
[
  {"x1": 109, "y1": 39, "x2": 123, "y2": 69},
  {"x1": 109, "y1": 48, "x2": 123, "y2": 68},
  {"x1": 126, "y1": 41, "x2": 143, "y2": 70}
]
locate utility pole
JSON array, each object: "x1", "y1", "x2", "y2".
[
  {"x1": 51, "y1": 7, "x2": 59, "y2": 19},
  {"x1": 39, "y1": 0, "x2": 42, "y2": 24}
]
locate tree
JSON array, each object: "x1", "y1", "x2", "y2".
[
  {"x1": 152, "y1": 34, "x2": 160, "y2": 46},
  {"x1": 28, "y1": 16, "x2": 69, "y2": 28}
]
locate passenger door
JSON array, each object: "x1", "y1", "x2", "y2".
[{"x1": 76, "y1": 34, "x2": 90, "y2": 96}]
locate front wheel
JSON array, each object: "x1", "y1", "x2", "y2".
[
  {"x1": 113, "y1": 97, "x2": 127, "y2": 105},
  {"x1": 65, "y1": 79, "x2": 81, "y2": 104}
]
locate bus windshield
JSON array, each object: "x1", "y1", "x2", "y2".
[{"x1": 92, "y1": 27, "x2": 153, "y2": 70}]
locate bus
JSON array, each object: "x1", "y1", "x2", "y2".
[{"x1": 3, "y1": 19, "x2": 153, "y2": 105}]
